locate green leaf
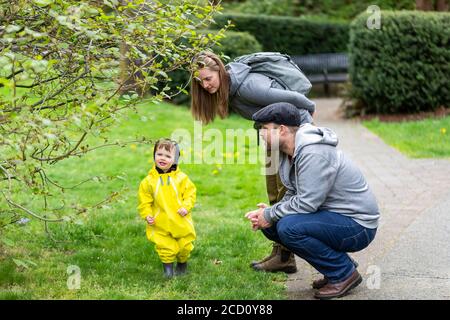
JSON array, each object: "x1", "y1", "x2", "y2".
[
  {"x1": 12, "y1": 258, "x2": 30, "y2": 269},
  {"x1": 1, "y1": 238, "x2": 15, "y2": 247},
  {"x1": 33, "y1": 0, "x2": 55, "y2": 6},
  {"x1": 5, "y1": 25, "x2": 22, "y2": 33},
  {"x1": 158, "y1": 71, "x2": 168, "y2": 78},
  {"x1": 0, "y1": 78, "x2": 12, "y2": 88},
  {"x1": 103, "y1": 0, "x2": 119, "y2": 8},
  {"x1": 74, "y1": 219, "x2": 84, "y2": 226},
  {"x1": 25, "y1": 28, "x2": 46, "y2": 38},
  {"x1": 24, "y1": 259, "x2": 38, "y2": 267}
]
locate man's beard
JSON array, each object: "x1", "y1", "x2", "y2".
[{"x1": 265, "y1": 138, "x2": 282, "y2": 153}]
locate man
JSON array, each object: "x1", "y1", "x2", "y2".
[
  {"x1": 246, "y1": 102, "x2": 380, "y2": 299},
  {"x1": 250, "y1": 106, "x2": 314, "y2": 274}
]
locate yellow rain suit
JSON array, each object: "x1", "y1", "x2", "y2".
[{"x1": 138, "y1": 165, "x2": 196, "y2": 263}]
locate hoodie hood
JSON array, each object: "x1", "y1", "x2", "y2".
[
  {"x1": 294, "y1": 123, "x2": 338, "y2": 158},
  {"x1": 226, "y1": 62, "x2": 251, "y2": 97}
]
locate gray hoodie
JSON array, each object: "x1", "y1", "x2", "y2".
[
  {"x1": 264, "y1": 124, "x2": 380, "y2": 229},
  {"x1": 226, "y1": 62, "x2": 316, "y2": 120}
]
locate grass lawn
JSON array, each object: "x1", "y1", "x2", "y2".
[
  {"x1": 0, "y1": 101, "x2": 286, "y2": 300},
  {"x1": 363, "y1": 116, "x2": 450, "y2": 158}
]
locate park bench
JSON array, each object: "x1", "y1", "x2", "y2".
[{"x1": 292, "y1": 53, "x2": 349, "y2": 96}]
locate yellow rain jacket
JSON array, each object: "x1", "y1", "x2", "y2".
[{"x1": 138, "y1": 165, "x2": 196, "y2": 263}]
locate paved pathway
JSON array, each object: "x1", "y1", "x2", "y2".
[{"x1": 287, "y1": 98, "x2": 450, "y2": 300}]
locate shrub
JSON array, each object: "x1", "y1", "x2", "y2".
[
  {"x1": 223, "y1": 0, "x2": 415, "y2": 20},
  {"x1": 226, "y1": 0, "x2": 301, "y2": 16},
  {"x1": 213, "y1": 13, "x2": 350, "y2": 55},
  {"x1": 349, "y1": 11, "x2": 450, "y2": 114},
  {"x1": 294, "y1": 0, "x2": 414, "y2": 20},
  {"x1": 214, "y1": 30, "x2": 263, "y2": 59}
]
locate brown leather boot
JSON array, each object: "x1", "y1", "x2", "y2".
[
  {"x1": 312, "y1": 277, "x2": 329, "y2": 289},
  {"x1": 249, "y1": 242, "x2": 280, "y2": 267},
  {"x1": 314, "y1": 270, "x2": 362, "y2": 300},
  {"x1": 252, "y1": 245, "x2": 297, "y2": 274},
  {"x1": 311, "y1": 258, "x2": 359, "y2": 289}
]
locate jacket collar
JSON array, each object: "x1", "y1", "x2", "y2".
[{"x1": 149, "y1": 164, "x2": 180, "y2": 177}]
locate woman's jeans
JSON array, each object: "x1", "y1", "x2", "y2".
[{"x1": 261, "y1": 211, "x2": 377, "y2": 283}]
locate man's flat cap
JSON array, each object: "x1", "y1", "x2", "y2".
[{"x1": 252, "y1": 102, "x2": 313, "y2": 128}]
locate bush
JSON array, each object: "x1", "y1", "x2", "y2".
[
  {"x1": 225, "y1": 0, "x2": 301, "y2": 16},
  {"x1": 349, "y1": 11, "x2": 450, "y2": 114},
  {"x1": 213, "y1": 13, "x2": 350, "y2": 55},
  {"x1": 294, "y1": 0, "x2": 414, "y2": 20},
  {"x1": 223, "y1": 0, "x2": 415, "y2": 20},
  {"x1": 167, "y1": 30, "x2": 262, "y2": 105},
  {"x1": 214, "y1": 30, "x2": 263, "y2": 59}
]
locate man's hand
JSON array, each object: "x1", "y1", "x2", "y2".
[
  {"x1": 146, "y1": 215, "x2": 155, "y2": 225},
  {"x1": 245, "y1": 207, "x2": 272, "y2": 231},
  {"x1": 245, "y1": 209, "x2": 260, "y2": 231},
  {"x1": 178, "y1": 207, "x2": 188, "y2": 217}
]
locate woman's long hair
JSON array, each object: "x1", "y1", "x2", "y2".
[{"x1": 190, "y1": 51, "x2": 230, "y2": 124}]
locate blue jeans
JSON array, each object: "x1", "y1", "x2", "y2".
[{"x1": 262, "y1": 211, "x2": 377, "y2": 283}]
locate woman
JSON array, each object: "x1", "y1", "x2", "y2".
[
  {"x1": 190, "y1": 51, "x2": 315, "y2": 274},
  {"x1": 190, "y1": 51, "x2": 315, "y2": 124}
]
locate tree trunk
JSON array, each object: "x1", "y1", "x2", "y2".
[
  {"x1": 416, "y1": 0, "x2": 449, "y2": 10},
  {"x1": 436, "y1": 0, "x2": 449, "y2": 11},
  {"x1": 119, "y1": 42, "x2": 146, "y2": 96},
  {"x1": 416, "y1": 0, "x2": 434, "y2": 10}
]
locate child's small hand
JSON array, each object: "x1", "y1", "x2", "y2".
[
  {"x1": 177, "y1": 207, "x2": 188, "y2": 217},
  {"x1": 146, "y1": 215, "x2": 155, "y2": 225}
]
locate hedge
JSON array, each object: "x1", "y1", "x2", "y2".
[
  {"x1": 213, "y1": 13, "x2": 350, "y2": 55},
  {"x1": 167, "y1": 30, "x2": 262, "y2": 105},
  {"x1": 349, "y1": 11, "x2": 450, "y2": 114},
  {"x1": 223, "y1": 0, "x2": 415, "y2": 20}
]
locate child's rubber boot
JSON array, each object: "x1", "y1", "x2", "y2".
[
  {"x1": 163, "y1": 263, "x2": 174, "y2": 279},
  {"x1": 175, "y1": 262, "x2": 188, "y2": 276}
]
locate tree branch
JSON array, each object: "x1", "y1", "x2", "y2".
[
  {"x1": 31, "y1": 71, "x2": 89, "y2": 108},
  {"x1": 31, "y1": 131, "x2": 88, "y2": 163},
  {"x1": 1, "y1": 191, "x2": 64, "y2": 223},
  {"x1": 16, "y1": 75, "x2": 63, "y2": 88}
]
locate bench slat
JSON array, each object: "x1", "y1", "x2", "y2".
[{"x1": 292, "y1": 53, "x2": 349, "y2": 74}]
